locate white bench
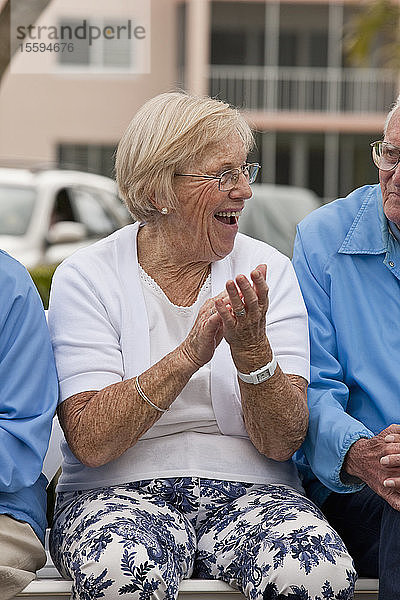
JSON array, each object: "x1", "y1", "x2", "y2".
[
  {"x1": 17, "y1": 530, "x2": 378, "y2": 600},
  {"x1": 19, "y1": 541, "x2": 380, "y2": 600},
  {"x1": 17, "y1": 575, "x2": 379, "y2": 600}
]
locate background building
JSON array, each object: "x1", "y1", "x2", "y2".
[
  {"x1": 190, "y1": 0, "x2": 399, "y2": 200},
  {"x1": 0, "y1": 0, "x2": 398, "y2": 201}
]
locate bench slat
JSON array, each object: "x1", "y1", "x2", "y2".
[{"x1": 17, "y1": 577, "x2": 379, "y2": 599}]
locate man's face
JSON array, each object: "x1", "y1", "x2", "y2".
[{"x1": 380, "y1": 108, "x2": 400, "y2": 227}]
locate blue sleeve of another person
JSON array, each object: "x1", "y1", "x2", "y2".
[
  {"x1": 292, "y1": 201, "x2": 374, "y2": 503},
  {"x1": 0, "y1": 251, "x2": 58, "y2": 494}
]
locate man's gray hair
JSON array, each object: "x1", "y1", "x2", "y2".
[{"x1": 384, "y1": 94, "x2": 400, "y2": 136}]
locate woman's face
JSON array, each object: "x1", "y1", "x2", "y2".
[{"x1": 169, "y1": 135, "x2": 253, "y2": 264}]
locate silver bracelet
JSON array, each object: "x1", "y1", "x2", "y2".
[{"x1": 134, "y1": 376, "x2": 168, "y2": 413}]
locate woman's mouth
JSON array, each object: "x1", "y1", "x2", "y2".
[{"x1": 214, "y1": 210, "x2": 241, "y2": 225}]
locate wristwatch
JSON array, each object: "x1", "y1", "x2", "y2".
[{"x1": 237, "y1": 355, "x2": 277, "y2": 385}]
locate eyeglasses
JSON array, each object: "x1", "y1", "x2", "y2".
[
  {"x1": 175, "y1": 163, "x2": 261, "y2": 191},
  {"x1": 371, "y1": 140, "x2": 400, "y2": 171}
]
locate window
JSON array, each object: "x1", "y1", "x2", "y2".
[
  {"x1": 339, "y1": 134, "x2": 378, "y2": 197},
  {"x1": 58, "y1": 144, "x2": 116, "y2": 178},
  {"x1": 212, "y1": 31, "x2": 246, "y2": 65},
  {"x1": 0, "y1": 186, "x2": 36, "y2": 235},
  {"x1": 58, "y1": 19, "x2": 132, "y2": 70},
  {"x1": 51, "y1": 186, "x2": 119, "y2": 237},
  {"x1": 102, "y1": 21, "x2": 131, "y2": 68},
  {"x1": 72, "y1": 187, "x2": 119, "y2": 235},
  {"x1": 210, "y1": 2, "x2": 265, "y2": 66},
  {"x1": 58, "y1": 20, "x2": 90, "y2": 66},
  {"x1": 261, "y1": 131, "x2": 377, "y2": 200}
]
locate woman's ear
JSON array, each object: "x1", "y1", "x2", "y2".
[{"x1": 150, "y1": 194, "x2": 172, "y2": 216}]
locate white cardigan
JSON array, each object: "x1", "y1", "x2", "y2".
[{"x1": 49, "y1": 223, "x2": 309, "y2": 491}]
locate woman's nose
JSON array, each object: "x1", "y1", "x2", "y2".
[{"x1": 230, "y1": 172, "x2": 253, "y2": 199}]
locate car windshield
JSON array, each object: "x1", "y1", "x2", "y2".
[{"x1": 0, "y1": 185, "x2": 36, "y2": 235}]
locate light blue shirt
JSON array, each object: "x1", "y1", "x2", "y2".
[
  {"x1": 0, "y1": 251, "x2": 58, "y2": 541},
  {"x1": 292, "y1": 184, "x2": 400, "y2": 507}
]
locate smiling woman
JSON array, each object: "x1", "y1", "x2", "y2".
[
  {"x1": 141, "y1": 131, "x2": 253, "y2": 272},
  {"x1": 47, "y1": 92, "x2": 356, "y2": 600}
]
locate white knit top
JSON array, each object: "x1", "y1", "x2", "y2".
[{"x1": 48, "y1": 223, "x2": 308, "y2": 492}]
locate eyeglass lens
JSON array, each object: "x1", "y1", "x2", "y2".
[
  {"x1": 372, "y1": 142, "x2": 400, "y2": 170},
  {"x1": 220, "y1": 164, "x2": 259, "y2": 190}
]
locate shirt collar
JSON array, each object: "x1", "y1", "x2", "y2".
[
  {"x1": 389, "y1": 220, "x2": 400, "y2": 243},
  {"x1": 339, "y1": 185, "x2": 389, "y2": 255}
]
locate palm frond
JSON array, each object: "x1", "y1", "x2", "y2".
[{"x1": 344, "y1": 0, "x2": 400, "y2": 67}]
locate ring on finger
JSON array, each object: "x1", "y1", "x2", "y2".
[{"x1": 234, "y1": 307, "x2": 246, "y2": 317}]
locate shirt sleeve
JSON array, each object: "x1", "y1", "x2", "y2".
[
  {"x1": 48, "y1": 261, "x2": 124, "y2": 402},
  {"x1": 0, "y1": 262, "x2": 58, "y2": 493},
  {"x1": 266, "y1": 252, "x2": 310, "y2": 382},
  {"x1": 292, "y1": 228, "x2": 373, "y2": 494}
]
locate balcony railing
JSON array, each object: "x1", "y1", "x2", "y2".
[{"x1": 209, "y1": 66, "x2": 398, "y2": 113}]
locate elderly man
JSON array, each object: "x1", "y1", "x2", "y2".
[
  {"x1": 0, "y1": 250, "x2": 58, "y2": 599},
  {"x1": 292, "y1": 96, "x2": 400, "y2": 599}
]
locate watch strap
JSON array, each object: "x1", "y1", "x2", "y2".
[{"x1": 237, "y1": 355, "x2": 277, "y2": 385}]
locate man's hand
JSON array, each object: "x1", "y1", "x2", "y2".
[{"x1": 343, "y1": 424, "x2": 400, "y2": 511}]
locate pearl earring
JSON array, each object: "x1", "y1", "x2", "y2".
[{"x1": 160, "y1": 207, "x2": 168, "y2": 215}]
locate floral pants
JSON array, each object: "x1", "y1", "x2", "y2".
[{"x1": 50, "y1": 478, "x2": 356, "y2": 600}]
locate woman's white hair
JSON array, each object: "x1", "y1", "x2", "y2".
[
  {"x1": 116, "y1": 91, "x2": 254, "y2": 222},
  {"x1": 384, "y1": 93, "x2": 400, "y2": 136}
]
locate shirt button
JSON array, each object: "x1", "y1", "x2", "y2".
[{"x1": 389, "y1": 261, "x2": 395, "y2": 267}]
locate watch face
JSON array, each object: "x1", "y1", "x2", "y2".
[{"x1": 256, "y1": 369, "x2": 272, "y2": 383}]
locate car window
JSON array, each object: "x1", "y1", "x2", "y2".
[
  {"x1": 0, "y1": 185, "x2": 36, "y2": 235},
  {"x1": 71, "y1": 187, "x2": 119, "y2": 236},
  {"x1": 101, "y1": 190, "x2": 132, "y2": 224},
  {"x1": 51, "y1": 188, "x2": 76, "y2": 224}
]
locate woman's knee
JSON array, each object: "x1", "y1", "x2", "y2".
[
  {"x1": 50, "y1": 484, "x2": 196, "y2": 597},
  {"x1": 262, "y1": 546, "x2": 356, "y2": 599},
  {"x1": 70, "y1": 542, "x2": 182, "y2": 600}
]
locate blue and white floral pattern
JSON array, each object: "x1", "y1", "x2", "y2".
[{"x1": 50, "y1": 479, "x2": 356, "y2": 600}]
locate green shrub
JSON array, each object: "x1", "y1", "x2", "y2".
[{"x1": 29, "y1": 264, "x2": 58, "y2": 309}]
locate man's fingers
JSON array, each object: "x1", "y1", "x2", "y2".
[
  {"x1": 385, "y1": 434, "x2": 400, "y2": 443},
  {"x1": 381, "y1": 453, "x2": 400, "y2": 467},
  {"x1": 383, "y1": 477, "x2": 400, "y2": 489},
  {"x1": 383, "y1": 424, "x2": 400, "y2": 436}
]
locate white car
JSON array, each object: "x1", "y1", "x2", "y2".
[{"x1": 0, "y1": 168, "x2": 132, "y2": 269}]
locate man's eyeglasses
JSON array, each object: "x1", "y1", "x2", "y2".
[
  {"x1": 371, "y1": 140, "x2": 400, "y2": 171},
  {"x1": 175, "y1": 163, "x2": 261, "y2": 192}
]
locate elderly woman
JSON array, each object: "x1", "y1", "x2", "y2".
[{"x1": 48, "y1": 92, "x2": 355, "y2": 600}]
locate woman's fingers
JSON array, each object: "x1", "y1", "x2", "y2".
[
  {"x1": 250, "y1": 265, "x2": 268, "y2": 309},
  {"x1": 212, "y1": 266, "x2": 269, "y2": 334},
  {"x1": 233, "y1": 266, "x2": 268, "y2": 317},
  {"x1": 214, "y1": 296, "x2": 236, "y2": 326},
  {"x1": 225, "y1": 279, "x2": 246, "y2": 317}
]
